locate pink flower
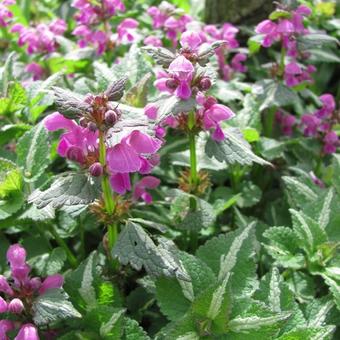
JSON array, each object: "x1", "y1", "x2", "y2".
[
  {"x1": 15, "y1": 324, "x2": 39, "y2": 340},
  {"x1": 281, "y1": 114, "x2": 296, "y2": 136},
  {"x1": 144, "y1": 35, "x2": 162, "y2": 47},
  {"x1": 0, "y1": 296, "x2": 7, "y2": 313},
  {"x1": 323, "y1": 131, "x2": 338, "y2": 154},
  {"x1": 255, "y1": 20, "x2": 279, "y2": 47},
  {"x1": 309, "y1": 171, "x2": 325, "y2": 188},
  {"x1": 0, "y1": 0, "x2": 14, "y2": 27},
  {"x1": 133, "y1": 176, "x2": 160, "y2": 204},
  {"x1": 7, "y1": 244, "x2": 26, "y2": 267},
  {"x1": 231, "y1": 53, "x2": 247, "y2": 73},
  {"x1": 106, "y1": 131, "x2": 161, "y2": 174},
  {"x1": 301, "y1": 114, "x2": 321, "y2": 137},
  {"x1": 117, "y1": 18, "x2": 139, "y2": 45},
  {"x1": 44, "y1": 112, "x2": 98, "y2": 164},
  {"x1": 8, "y1": 298, "x2": 24, "y2": 314},
  {"x1": 166, "y1": 56, "x2": 194, "y2": 99},
  {"x1": 0, "y1": 320, "x2": 14, "y2": 339},
  {"x1": 315, "y1": 94, "x2": 335, "y2": 119},
  {"x1": 109, "y1": 173, "x2": 131, "y2": 194},
  {"x1": 180, "y1": 31, "x2": 202, "y2": 52},
  {"x1": 25, "y1": 63, "x2": 44, "y2": 81},
  {"x1": 0, "y1": 275, "x2": 14, "y2": 295},
  {"x1": 39, "y1": 274, "x2": 64, "y2": 295},
  {"x1": 144, "y1": 104, "x2": 158, "y2": 120}
]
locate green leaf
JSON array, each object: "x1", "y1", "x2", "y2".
[
  {"x1": 42, "y1": 247, "x2": 66, "y2": 276},
  {"x1": 242, "y1": 128, "x2": 260, "y2": 143},
  {"x1": 28, "y1": 172, "x2": 100, "y2": 209},
  {"x1": 258, "y1": 138, "x2": 285, "y2": 160},
  {"x1": 305, "y1": 296, "x2": 335, "y2": 327},
  {"x1": 0, "y1": 52, "x2": 15, "y2": 96},
  {"x1": 322, "y1": 276, "x2": 340, "y2": 311},
  {"x1": 254, "y1": 80, "x2": 299, "y2": 111},
  {"x1": 170, "y1": 190, "x2": 216, "y2": 231},
  {"x1": 248, "y1": 35, "x2": 263, "y2": 54},
  {"x1": 0, "y1": 158, "x2": 22, "y2": 198},
  {"x1": 228, "y1": 312, "x2": 291, "y2": 332},
  {"x1": 278, "y1": 326, "x2": 335, "y2": 339},
  {"x1": 113, "y1": 221, "x2": 190, "y2": 280},
  {"x1": 155, "y1": 95, "x2": 196, "y2": 122},
  {"x1": 16, "y1": 122, "x2": 50, "y2": 182},
  {"x1": 317, "y1": 188, "x2": 335, "y2": 230},
  {"x1": 123, "y1": 317, "x2": 150, "y2": 340},
  {"x1": 0, "y1": 82, "x2": 27, "y2": 115},
  {"x1": 124, "y1": 73, "x2": 152, "y2": 108},
  {"x1": 282, "y1": 176, "x2": 318, "y2": 209},
  {"x1": 32, "y1": 288, "x2": 81, "y2": 325},
  {"x1": 263, "y1": 227, "x2": 305, "y2": 269},
  {"x1": 269, "y1": 9, "x2": 291, "y2": 20},
  {"x1": 156, "y1": 251, "x2": 216, "y2": 321},
  {"x1": 205, "y1": 128, "x2": 271, "y2": 166},
  {"x1": 238, "y1": 182, "x2": 262, "y2": 208},
  {"x1": 64, "y1": 252, "x2": 120, "y2": 312},
  {"x1": 197, "y1": 223, "x2": 257, "y2": 296},
  {"x1": 290, "y1": 209, "x2": 327, "y2": 256},
  {"x1": 297, "y1": 34, "x2": 339, "y2": 49},
  {"x1": 0, "y1": 124, "x2": 30, "y2": 146}
]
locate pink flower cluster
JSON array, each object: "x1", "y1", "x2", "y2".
[
  {"x1": 203, "y1": 23, "x2": 247, "y2": 80},
  {"x1": 11, "y1": 19, "x2": 66, "y2": 54},
  {"x1": 146, "y1": 31, "x2": 235, "y2": 141},
  {"x1": 0, "y1": 244, "x2": 64, "y2": 340},
  {"x1": 255, "y1": 5, "x2": 316, "y2": 87},
  {"x1": 0, "y1": 0, "x2": 14, "y2": 27},
  {"x1": 44, "y1": 110, "x2": 161, "y2": 200},
  {"x1": 146, "y1": 1, "x2": 191, "y2": 47},
  {"x1": 277, "y1": 94, "x2": 339, "y2": 154},
  {"x1": 72, "y1": 0, "x2": 128, "y2": 54}
]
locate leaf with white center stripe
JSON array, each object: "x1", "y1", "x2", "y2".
[
  {"x1": 305, "y1": 297, "x2": 335, "y2": 327},
  {"x1": 207, "y1": 274, "x2": 231, "y2": 319},
  {"x1": 197, "y1": 223, "x2": 257, "y2": 296},
  {"x1": 228, "y1": 311, "x2": 291, "y2": 332},
  {"x1": 290, "y1": 209, "x2": 327, "y2": 255}
]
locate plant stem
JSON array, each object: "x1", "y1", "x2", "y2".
[
  {"x1": 99, "y1": 131, "x2": 118, "y2": 250},
  {"x1": 279, "y1": 46, "x2": 286, "y2": 77},
  {"x1": 49, "y1": 225, "x2": 78, "y2": 268},
  {"x1": 188, "y1": 111, "x2": 198, "y2": 187}
]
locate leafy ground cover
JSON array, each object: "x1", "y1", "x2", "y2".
[{"x1": 0, "y1": 0, "x2": 339, "y2": 339}]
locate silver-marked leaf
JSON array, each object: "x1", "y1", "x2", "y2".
[
  {"x1": 197, "y1": 40, "x2": 226, "y2": 66},
  {"x1": 142, "y1": 46, "x2": 176, "y2": 67},
  {"x1": 197, "y1": 223, "x2": 257, "y2": 297},
  {"x1": 318, "y1": 188, "x2": 334, "y2": 230},
  {"x1": 205, "y1": 128, "x2": 271, "y2": 166},
  {"x1": 228, "y1": 312, "x2": 291, "y2": 332},
  {"x1": 105, "y1": 78, "x2": 127, "y2": 101},
  {"x1": 290, "y1": 209, "x2": 327, "y2": 255},
  {"x1": 263, "y1": 226, "x2": 305, "y2": 269},
  {"x1": 32, "y1": 288, "x2": 81, "y2": 325},
  {"x1": 16, "y1": 122, "x2": 50, "y2": 182},
  {"x1": 155, "y1": 95, "x2": 196, "y2": 122},
  {"x1": 28, "y1": 172, "x2": 100, "y2": 209},
  {"x1": 113, "y1": 221, "x2": 190, "y2": 280},
  {"x1": 52, "y1": 87, "x2": 90, "y2": 119}
]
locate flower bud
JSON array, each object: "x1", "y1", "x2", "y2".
[
  {"x1": 0, "y1": 320, "x2": 14, "y2": 338},
  {"x1": 79, "y1": 117, "x2": 88, "y2": 128},
  {"x1": 29, "y1": 277, "x2": 42, "y2": 291},
  {"x1": 89, "y1": 162, "x2": 103, "y2": 177},
  {"x1": 199, "y1": 77, "x2": 212, "y2": 91},
  {"x1": 7, "y1": 244, "x2": 26, "y2": 267},
  {"x1": 165, "y1": 78, "x2": 179, "y2": 90},
  {"x1": 0, "y1": 296, "x2": 7, "y2": 313},
  {"x1": 66, "y1": 146, "x2": 85, "y2": 164},
  {"x1": 0, "y1": 275, "x2": 13, "y2": 296},
  {"x1": 8, "y1": 298, "x2": 24, "y2": 314},
  {"x1": 104, "y1": 109, "x2": 119, "y2": 126},
  {"x1": 87, "y1": 122, "x2": 97, "y2": 132},
  {"x1": 11, "y1": 264, "x2": 30, "y2": 285},
  {"x1": 15, "y1": 324, "x2": 39, "y2": 340}
]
